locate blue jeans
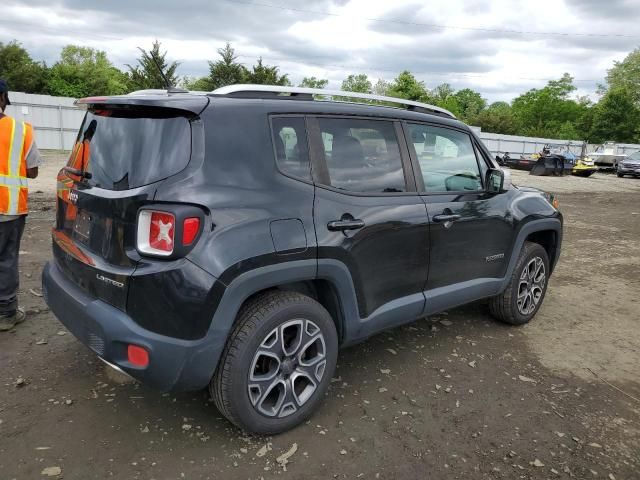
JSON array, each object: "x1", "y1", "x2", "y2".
[{"x1": 0, "y1": 216, "x2": 25, "y2": 317}]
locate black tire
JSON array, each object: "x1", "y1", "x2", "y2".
[
  {"x1": 489, "y1": 241, "x2": 550, "y2": 325},
  {"x1": 617, "y1": 172, "x2": 624, "y2": 178},
  {"x1": 211, "y1": 290, "x2": 338, "y2": 434}
]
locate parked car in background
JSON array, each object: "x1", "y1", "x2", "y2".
[
  {"x1": 617, "y1": 151, "x2": 640, "y2": 178},
  {"x1": 42, "y1": 85, "x2": 563, "y2": 434}
]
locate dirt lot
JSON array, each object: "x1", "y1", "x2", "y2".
[{"x1": 1, "y1": 155, "x2": 639, "y2": 480}]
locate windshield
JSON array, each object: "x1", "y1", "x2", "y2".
[
  {"x1": 69, "y1": 108, "x2": 192, "y2": 190},
  {"x1": 629, "y1": 151, "x2": 640, "y2": 161}
]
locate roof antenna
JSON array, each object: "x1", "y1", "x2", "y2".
[{"x1": 150, "y1": 54, "x2": 187, "y2": 94}]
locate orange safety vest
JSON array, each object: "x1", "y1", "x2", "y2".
[
  {"x1": 68, "y1": 139, "x2": 90, "y2": 172},
  {"x1": 59, "y1": 139, "x2": 91, "y2": 222},
  {"x1": 0, "y1": 116, "x2": 33, "y2": 215}
]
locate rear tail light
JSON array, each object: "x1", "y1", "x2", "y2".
[
  {"x1": 137, "y1": 210, "x2": 175, "y2": 256},
  {"x1": 182, "y1": 217, "x2": 200, "y2": 245},
  {"x1": 136, "y1": 207, "x2": 204, "y2": 258},
  {"x1": 127, "y1": 344, "x2": 149, "y2": 367}
]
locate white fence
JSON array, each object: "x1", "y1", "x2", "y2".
[
  {"x1": 473, "y1": 129, "x2": 640, "y2": 158},
  {"x1": 5, "y1": 91, "x2": 640, "y2": 156},
  {"x1": 5, "y1": 91, "x2": 85, "y2": 151}
]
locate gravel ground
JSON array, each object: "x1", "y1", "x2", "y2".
[{"x1": 0, "y1": 154, "x2": 638, "y2": 480}]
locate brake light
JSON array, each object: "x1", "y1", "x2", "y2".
[
  {"x1": 149, "y1": 212, "x2": 175, "y2": 252},
  {"x1": 182, "y1": 217, "x2": 200, "y2": 245},
  {"x1": 127, "y1": 344, "x2": 149, "y2": 367},
  {"x1": 137, "y1": 210, "x2": 175, "y2": 256}
]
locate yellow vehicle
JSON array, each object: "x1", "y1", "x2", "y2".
[{"x1": 572, "y1": 157, "x2": 598, "y2": 177}]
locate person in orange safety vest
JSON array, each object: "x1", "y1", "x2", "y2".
[{"x1": 0, "y1": 79, "x2": 42, "y2": 331}]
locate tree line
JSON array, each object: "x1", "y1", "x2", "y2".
[{"x1": 1, "y1": 39, "x2": 639, "y2": 144}]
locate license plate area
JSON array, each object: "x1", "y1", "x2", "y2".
[{"x1": 73, "y1": 210, "x2": 92, "y2": 244}]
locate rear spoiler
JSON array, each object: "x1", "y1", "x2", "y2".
[{"x1": 75, "y1": 94, "x2": 209, "y2": 115}]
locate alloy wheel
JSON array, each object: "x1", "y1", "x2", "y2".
[
  {"x1": 248, "y1": 319, "x2": 327, "y2": 418},
  {"x1": 517, "y1": 256, "x2": 546, "y2": 316}
]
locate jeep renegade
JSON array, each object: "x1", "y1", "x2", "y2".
[{"x1": 42, "y1": 85, "x2": 562, "y2": 434}]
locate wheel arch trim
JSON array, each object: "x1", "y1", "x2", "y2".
[
  {"x1": 187, "y1": 259, "x2": 358, "y2": 389},
  {"x1": 501, "y1": 218, "x2": 562, "y2": 292}
]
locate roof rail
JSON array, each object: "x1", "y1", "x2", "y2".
[
  {"x1": 128, "y1": 89, "x2": 171, "y2": 96},
  {"x1": 210, "y1": 84, "x2": 456, "y2": 118},
  {"x1": 127, "y1": 89, "x2": 208, "y2": 96}
]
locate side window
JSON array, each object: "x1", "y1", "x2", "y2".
[
  {"x1": 407, "y1": 123, "x2": 483, "y2": 193},
  {"x1": 271, "y1": 117, "x2": 311, "y2": 180},
  {"x1": 317, "y1": 118, "x2": 405, "y2": 193}
]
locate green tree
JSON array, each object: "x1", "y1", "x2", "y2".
[
  {"x1": 473, "y1": 102, "x2": 519, "y2": 135},
  {"x1": 386, "y1": 71, "x2": 430, "y2": 101},
  {"x1": 299, "y1": 77, "x2": 328, "y2": 88},
  {"x1": 453, "y1": 88, "x2": 487, "y2": 123},
  {"x1": 432, "y1": 83, "x2": 455, "y2": 103},
  {"x1": 589, "y1": 87, "x2": 640, "y2": 143},
  {"x1": 127, "y1": 40, "x2": 180, "y2": 90},
  {"x1": 0, "y1": 41, "x2": 49, "y2": 94},
  {"x1": 246, "y1": 58, "x2": 290, "y2": 86},
  {"x1": 511, "y1": 73, "x2": 587, "y2": 138},
  {"x1": 182, "y1": 76, "x2": 214, "y2": 91},
  {"x1": 372, "y1": 78, "x2": 390, "y2": 96},
  {"x1": 341, "y1": 74, "x2": 372, "y2": 93},
  {"x1": 605, "y1": 48, "x2": 640, "y2": 105},
  {"x1": 430, "y1": 83, "x2": 461, "y2": 116},
  {"x1": 206, "y1": 43, "x2": 248, "y2": 90},
  {"x1": 48, "y1": 45, "x2": 128, "y2": 97}
]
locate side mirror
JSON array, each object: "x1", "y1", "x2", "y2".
[{"x1": 486, "y1": 168, "x2": 511, "y2": 193}]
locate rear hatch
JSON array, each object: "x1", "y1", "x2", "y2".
[{"x1": 53, "y1": 97, "x2": 206, "y2": 310}]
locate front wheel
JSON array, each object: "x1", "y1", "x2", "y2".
[
  {"x1": 211, "y1": 291, "x2": 338, "y2": 434},
  {"x1": 489, "y1": 241, "x2": 550, "y2": 325}
]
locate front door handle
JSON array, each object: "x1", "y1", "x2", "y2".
[
  {"x1": 327, "y1": 218, "x2": 365, "y2": 231},
  {"x1": 432, "y1": 214, "x2": 462, "y2": 223}
]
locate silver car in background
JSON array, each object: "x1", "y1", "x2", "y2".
[{"x1": 617, "y1": 150, "x2": 640, "y2": 178}]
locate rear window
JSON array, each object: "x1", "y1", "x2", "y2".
[{"x1": 69, "y1": 108, "x2": 192, "y2": 190}]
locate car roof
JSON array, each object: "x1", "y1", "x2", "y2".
[{"x1": 77, "y1": 87, "x2": 469, "y2": 131}]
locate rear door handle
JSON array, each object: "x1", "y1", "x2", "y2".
[
  {"x1": 327, "y1": 219, "x2": 365, "y2": 231},
  {"x1": 432, "y1": 214, "x2": 462, "y2": 223}
]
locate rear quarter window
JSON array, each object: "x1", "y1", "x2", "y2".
[{"x1": 270, "y1": 116, "x2": 311, "y2": 181}]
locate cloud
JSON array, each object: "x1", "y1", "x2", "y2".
[
  {"x1": 1, "y1": 0, "x2": 637, "y2": 102},
  {"x1": 565, "y1": 0, "x2": 640, "y2": 19}
]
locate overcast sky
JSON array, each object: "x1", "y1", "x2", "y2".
[{"x1": 2, "y1": 0, "x2": 639, "y2": 102}]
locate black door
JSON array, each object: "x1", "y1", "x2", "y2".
[
  {"x1": 403, "y1": 122, "x2": 513, "y2": 291},
  {"x1": 309, "y1": 117, "x2": 430, "y2": 319}
]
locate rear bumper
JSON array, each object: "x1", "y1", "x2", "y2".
[{"x1": 42, "y1": 261, "x2": 224, "y2": 392}]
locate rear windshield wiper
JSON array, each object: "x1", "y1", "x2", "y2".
[{"x1": 63, "y1": 166, "x2": 92, "y2": 180}]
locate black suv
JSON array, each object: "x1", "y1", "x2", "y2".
[{"x1": 42, "y1": 85, "x2": 562, "y2": 434}]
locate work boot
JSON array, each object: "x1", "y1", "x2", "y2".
[{"x1": 0, "y1": 308, "x2": 26, "y2": 331}]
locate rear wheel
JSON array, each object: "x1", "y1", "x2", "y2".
[
  {"x1": 211, "y1": 291, "x2": 338, "y2": 434},
  {"x1": 489, "y1": 241, "x2": 550, "y2": 325}
]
